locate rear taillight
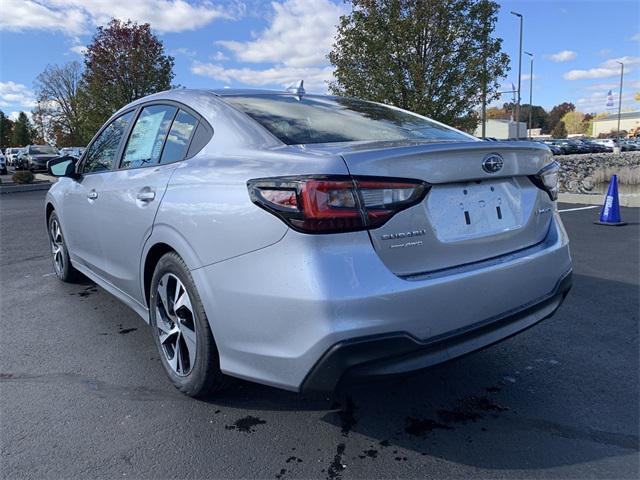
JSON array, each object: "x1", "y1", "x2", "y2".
[
  {"x1": 248, "y1": 175, "x2": 429, "y2": 233},
  {"x1": 530, "y1": 161, "x2": 559, "y2": 201}
]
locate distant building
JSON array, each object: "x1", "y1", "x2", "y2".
[
  {"x1": 592, "y1": 111, "x2": 640, "y2": 137},
  {"x1": 474, "y1": 119, "x2": 528, "y2": 139}
]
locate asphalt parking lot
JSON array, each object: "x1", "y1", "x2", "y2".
[{"x1": 1, "y1": 191, "x2": 638, "y2": 479}]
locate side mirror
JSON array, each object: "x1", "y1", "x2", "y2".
[{"x1": 47, "y1": 156, "x2": 79, "y2": 179}]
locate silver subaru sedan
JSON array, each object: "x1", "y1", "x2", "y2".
[{"x1": 45, "y1": 87, "x2": 572, "y2": 397}]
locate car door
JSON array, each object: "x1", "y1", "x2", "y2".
[
  {"x1": 62, "y1": 111, "x2": 135, "y2": 274},
  {"x1": 95, "y1": 104, "x2": 199, "y2": 303}
]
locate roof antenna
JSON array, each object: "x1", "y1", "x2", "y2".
[{"x1": 285, "y1": 80, "x2": 305, "y2": 100}]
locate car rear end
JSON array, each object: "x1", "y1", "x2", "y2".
[{"x1": 193, "y1": 93, "x2": 572, "y2": 392}]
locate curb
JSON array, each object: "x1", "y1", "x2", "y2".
[
  {"x1": 0, "y1": 182, "x2": 53, "y2": 194},
  {"x1": 559, "y1": 192, "x2": 640, "y2": 208}
]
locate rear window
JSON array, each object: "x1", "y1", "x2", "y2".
[{"x1": 223, "y1": 95, "x2": 472, "y2": 145}]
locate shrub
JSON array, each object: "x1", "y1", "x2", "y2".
[{"x1": 12, "y1": 171, "x2": 34, "y2": 184}]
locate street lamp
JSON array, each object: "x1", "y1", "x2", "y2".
[
  {"x1": 616, "y1": 61, "x2": 624, "y2": 143},
  {"x1": 524, "y1": 51, "x2": 533, "y2": 139},
  {"x1": 511, "y1": 11, "x2": 523, "y2": 139}
]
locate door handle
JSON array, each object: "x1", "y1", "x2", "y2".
[
  {"x1": 136, "y1": 188, "x2": 155, "y2": 202},
  {"x1": 87, "y1": 190, "x2": 98, "y2": 200}
]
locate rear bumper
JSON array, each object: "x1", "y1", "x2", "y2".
[
  {"x1": 302, "y1": 270, "x2": 572, "y2": 392},
  {"x1": 192, "y1": 210, "x2": 571, "y2": 392}
]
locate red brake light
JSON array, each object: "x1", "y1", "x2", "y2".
[{"x1": 248, "y1": 175, "x2": 429, "y2": 233}]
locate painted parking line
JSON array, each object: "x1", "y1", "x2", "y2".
[{"x1": 558, "y1": 205, "x2": 600, "y2": 213}]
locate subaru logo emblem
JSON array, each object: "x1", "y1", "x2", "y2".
[{"x1": 482, "y1": 153, "x2": 504, "y2": 174}]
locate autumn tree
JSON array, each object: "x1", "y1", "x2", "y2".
[
  {"x1": 11, "y1": 112, "x2": 33, "y2": 146},
  {"x1": 0, "y1": 111, "x2": 14, "y2": 150},
  {"x1": 546, "y1": 102, "x2": 575, "y2": 134},
  {"x1": 561, "y1": 111, "x2": 585, "y2": 135},
  {"x1": 328, "y1": 0, "x2": 510, "y2": 132},
  {"x1": 33, "y1": 61, "x2": 88, "y2": 146},
  {"x1": 82, "y1": 19, "x2": 175, "y2": 132}
]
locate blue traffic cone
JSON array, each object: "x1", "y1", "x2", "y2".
[{"x1": 594, "y1": 175, "x2": 627, "y2": 226}]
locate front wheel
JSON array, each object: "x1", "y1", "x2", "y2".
[
  {"x1": 149, "y1": 252, "x2": 229, "y2": 397},
  {"x1": 48, "y1": 212, "x2": 80, "y2": 282}
]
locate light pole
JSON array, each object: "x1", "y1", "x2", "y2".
[
  {"x1": 616, "y1": 61, "x2": 624, "y2": 141},
  {"x1": 511, "y1": 11, "x2": 523, "y2": 139},
  {"x1": 524, "y1": 51, "x2": 533, "y2": 139}
]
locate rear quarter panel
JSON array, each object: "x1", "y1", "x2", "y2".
[{"x1": 153, "y1": 146, "x2": 352, "y2": 269}]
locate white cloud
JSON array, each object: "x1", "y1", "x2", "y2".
[
  {"x1": 210, "y1": 51, "x2": 229, "y2": 61},
  {"x1": 564, "y1": 56, "x2": 640, "y2": 80},
  {"x1": 195, "y1": 0, "x2": 347, "y2": 92},
  {"x1": 216, "y1": 0, "x2": 346, "y2": 68},
  {"x1": 69, "y1": 45, "x2": 87, "y2": 55},
  {"x1": 0, "y1": 82, "x2": 37, "y2": 111},
  {"x1": 631, "y1": 33, "x2": 640, "y2": 41},
  {"x1": 170, "y1": 47, "x2": 197, "y2": 57},
  {"x1": 0, "y1": 0, "x2": 234, "y2": 35},
  {"x1": 0, "y1": 0, "x2": 87, "y2": 35},
  {"x1": 575, "y1": 91, "x2": 637, "y2": 113},
  {"x1": 545, "y1": 50, "x2": 577, "y2": 62},
  {"x1": 522, "y1": 74, "x2": 538, "y2": 81},
  {"x1": 191, "y1": 62, "x2": 334, "y2": 92}
]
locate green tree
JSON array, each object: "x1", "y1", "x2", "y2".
[
  {"x1": 551, "y1": 120, "x2": 567, "y2": 139},
  {"x1": 328, "y1": 0, "x2": 510, "y2": 132},
  {"x1": 561, "y1": 110, "x2": 585, "y2": 135},
  {"x1": 0, "y1": 111, "x2": 14, "y2": 150},
  {"x1": 82, "y1": 19, "x2": 175, "y2": 133},
  {"x1": 11, "y1": 112, "x2": 32, "y2": 147}
]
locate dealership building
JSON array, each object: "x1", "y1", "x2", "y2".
[
  {"x1": 592, "y1": 111, "x2": 640, "y2": 137},
  {"x1": 473, "y1": 119, "x2": 528, "y2": 139}
]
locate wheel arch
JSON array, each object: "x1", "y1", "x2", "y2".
[
  {"x1": 45, "y1": 202, "x2": 55, "y2": 225},
  {"x1": 141, "y1": 225, "x2": 203, "y2": 308},
  {"x1": 143, "y1": 242, "x2": 175, "y2": 308}
]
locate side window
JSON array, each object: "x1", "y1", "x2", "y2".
[
  {"x1": 83, "y1": 111, "x2": 133, "y2": 174},
  {"x1": 160, "y1": 110, "x2": 198, "y2": 165},
  {"x1": 121, "y1": 105, "x2": 177, "y2": 169}
]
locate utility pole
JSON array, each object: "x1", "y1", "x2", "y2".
[
  {"x1": 616, "y1": 61, "x2": 624, "y2": 140},
  {"x1": 511, "y1": 11, "x2": 523, "y2": 139},
  {"x1": 525, "y1": 51, "x2": 533, "y2": 139}
]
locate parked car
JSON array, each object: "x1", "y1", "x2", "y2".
[
  {"x1": 5, "y1": 147, "x2": 22, "y2": 166},
  {"x1": 45, "y1": 88, "x2": 572, "y2": 397},
  {"x1": 543, "y1": 140, "x2": 571, "y2": 155},
  {"x1": 0, "y1": 151, "x2": 6, "y2": 174},
  {"x1": 593, "y1": 138, "x2": 616, "y2": 151},
  {"x1": 621, "y1": 140, "x2": 638, "y2": 151},
  {"x1": 19, "y1": 144, "x2": 60, "y2": 171},
  {"x1": 540, "y1": 141, "x2": 562, "y2": 155},
  {"x1": 59, "y1": 146, "x2": 85, "y2": 158},
  {"x1": 582, "y1": 140, "x2": 609, "y2": 153}
]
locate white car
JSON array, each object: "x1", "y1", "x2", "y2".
[{"x1": 4, "y1": 148, "x2": 22, "y2": 166}]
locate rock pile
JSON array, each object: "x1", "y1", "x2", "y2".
[{"x1": 555, "y1": 152, "x2": 640, "y2": 193}]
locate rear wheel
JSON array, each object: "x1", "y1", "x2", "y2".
[
  {"x1": 149, "y1": 252, "x2": 229, "y2": 397},
  {"x1": 48, "y1": 212, "x2": 80, "y2": 282}
]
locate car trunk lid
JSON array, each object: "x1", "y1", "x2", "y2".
[{"x1": 322, "y1": 140, "x2": 554, "y2": 276}]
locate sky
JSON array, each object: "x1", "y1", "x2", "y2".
[{"x1": 0, "y1": 0, "x2": 639, "y2": 122}]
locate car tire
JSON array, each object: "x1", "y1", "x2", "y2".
[
  {"x1": 48, "y1": 211, "x2": 81, "y2": 282},
  {"x1": 149, "y1": 252, "x2": 230, "y2": 397}
]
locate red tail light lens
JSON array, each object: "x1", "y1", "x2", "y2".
[{"x1": 248, "y1": 176, "x2": 429, "y2": 233}]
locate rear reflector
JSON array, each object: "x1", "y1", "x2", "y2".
[{"x1": 248, "y1": 175, "x2": 429, "y2": 233}]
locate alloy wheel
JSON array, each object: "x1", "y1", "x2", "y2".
[
  {"x1": 155, "y1": 273, "x2": 197, "y2": 376},
  {"x1": 50, "y1": 218, "x2": 64, "y2": 275}
]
